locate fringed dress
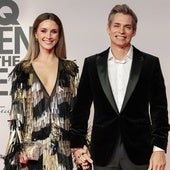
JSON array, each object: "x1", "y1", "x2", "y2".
[{"x1": 3, "y1": 59, "x2": 79, "y2": 170}]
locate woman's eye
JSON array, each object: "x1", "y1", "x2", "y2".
[
  {"x1": 51, "y1": 30, "x2": 58, "y2": 34},
  {"x1": 41, "y1": 29, "x2": 46, "y2": 33}
]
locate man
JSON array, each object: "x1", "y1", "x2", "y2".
[{"x1": 70, "y1": 4, "x2": 170, "y2": 170}]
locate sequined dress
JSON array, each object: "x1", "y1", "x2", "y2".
[{"x1": 3, "y1": 59, "x2": 79, "y2": 170}]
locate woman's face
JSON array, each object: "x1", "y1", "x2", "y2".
[{"x1": 35, "y1": 19, "x2": 59, "y2": 53}]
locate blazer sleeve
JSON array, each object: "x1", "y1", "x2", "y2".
[
  {"x1": 70, "y1": 58, "x2": 93, "y2": 148},
  {"x1": 150, "y1": 57, "x2": 170, "y2": 151}
]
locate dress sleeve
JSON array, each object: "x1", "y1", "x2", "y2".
[{"x1": 3, "y1": 71, "x2": 26, "y2": 168}]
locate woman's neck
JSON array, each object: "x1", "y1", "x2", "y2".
[{"x1": 36, "y1": 51, "x2": 56, "y2": 63}]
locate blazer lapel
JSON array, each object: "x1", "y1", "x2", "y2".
[
  {"x1": 96, "y1": 49, "x2": 119, "y2": 114},
  {"x1": 120, "y1": 47, "x2": 144, "y2": 113}
]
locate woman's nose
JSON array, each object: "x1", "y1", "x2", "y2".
[{"x1": 46, "y1": 32, "x2": 51, "y2": 38}]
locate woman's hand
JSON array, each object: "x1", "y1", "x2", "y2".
[{"x1": 19, "y1": 151, "x2": 28, "y2": 165}]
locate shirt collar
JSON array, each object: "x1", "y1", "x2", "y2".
[{"x1": 108, "y1": 45, "x2": 133, "y2": 63}]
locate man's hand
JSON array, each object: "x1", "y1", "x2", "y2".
[
  {"x1": 148, "y1": 151, "x2": 166, "y2": 170},
  {"x1": 73, "y1": 145, "x2": 93, "y2": 170}
]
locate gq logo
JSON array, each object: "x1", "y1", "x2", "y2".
[
  {"x1": 0, "y1": 0, "x2": 29, "y2": 96},
  {"x1": 0, "y1": 0, "x2": 19, "y2": 25}
]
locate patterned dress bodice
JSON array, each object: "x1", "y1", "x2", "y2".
[{"x1": 4, "y1": 59, "x2": 78, "y2": 170}]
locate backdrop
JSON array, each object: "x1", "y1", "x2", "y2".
[{"x1": 0, "y1": 0, "x2": 170, "y2": 169}]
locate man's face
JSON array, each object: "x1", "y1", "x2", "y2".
[{"x1": 107, "y1": 13, "x2": 136, "y2": 49}]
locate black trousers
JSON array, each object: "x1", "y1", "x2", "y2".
[{"x1": 94, "y1": 138, "x2": 148, "y2": 170}]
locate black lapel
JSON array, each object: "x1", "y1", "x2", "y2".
[
  {"x1": 120, "y1": 47, "x2": 144, "y2": 113},
  {"x1": 96, "y1": 48, "x2": 119, "y2": 114}
]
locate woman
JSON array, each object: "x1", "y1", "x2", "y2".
[{"x1": 3, "y1": 13, "x2": 78, "y2": 170}]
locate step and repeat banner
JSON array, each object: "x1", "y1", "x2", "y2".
[{"x1": 0, "y1": 0, "x2": 170, "y2": 169}]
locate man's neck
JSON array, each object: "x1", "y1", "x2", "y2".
[{"x1": 111, "y1": 45, "x2": 131, "y2": 60}]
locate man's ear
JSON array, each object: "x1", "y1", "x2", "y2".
[
  {"x1": 132, "y1": 29, "x2": 136, "y2": 37},
  {"x1": 106, "y1": 24, "x2": 110, "y2": 35}
]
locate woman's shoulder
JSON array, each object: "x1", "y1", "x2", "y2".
[
  {"x1": 9, "y1": 60, "x2": 32, "y2": 93},
  {"x1": 10, "y1": 60, "x2": 32, "y2": 77},
  {"x1": 60, "y1": 59, "x2": 79, "y2": 77}
]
